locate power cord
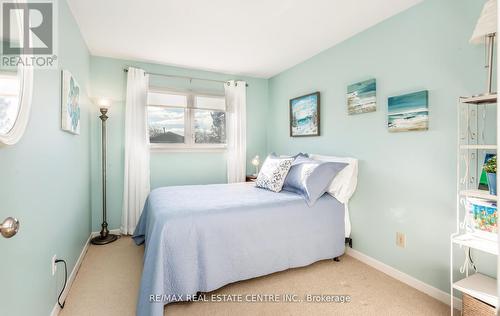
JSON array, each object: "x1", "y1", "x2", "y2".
[
  {"x1": 468, "y1": 249, "x2": 477, "y2": 272},
  {"x1": 55, "y1": 259, "x2": 68, "y2": 309}
]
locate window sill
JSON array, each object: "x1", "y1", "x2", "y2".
[{"x1": 150, "y1": 144, "x2": 227, "y2": 153}]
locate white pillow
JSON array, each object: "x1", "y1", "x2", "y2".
[
  {"x1": 255, "y1": 155, "x2": 294, "y2": 192},
  {"x1": 309, "y1": 154, "x2": 358, "y2": 204}
]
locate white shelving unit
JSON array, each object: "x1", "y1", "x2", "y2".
[
  {"x1": 450, "y1": 94, "x2": 498, "y2": 314},
  {"x1": 452, "y1": 234, "x2": 498, "y2": 256},
  {"x1": 459, "y1": 144, "x2": 497, "y2": 150},
  {"x1": 459, "y1": 189, "x2": 497, "y2": 201},
  {"x1": 453, "y1": 273, "x2": 497, "y2": 307}
]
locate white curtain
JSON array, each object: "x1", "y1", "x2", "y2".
[
  {"x1": 225, "y1": 80, "x2": 247, "y2": 183},
  {"x1": 121, "y1": 67, "x2": 150, "y2": 234}
]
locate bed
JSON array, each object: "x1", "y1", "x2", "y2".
[{"x1": 133, "y1": 182, "x2": 346, "y2": 316}]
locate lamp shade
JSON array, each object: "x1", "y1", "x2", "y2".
[
  {"x1": 251, "y1": 155, "x2": 260, "y2": 166},
  {"x1": 470, "y1": 0, "x2": 497, "y2": 44},
  {"x1": 96, "y1": 98, "x2": 111, "y2": 109}
]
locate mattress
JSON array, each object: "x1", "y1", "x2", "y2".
[{"x1": 133, "y1": 182, "x2": 345, "y2": 316}]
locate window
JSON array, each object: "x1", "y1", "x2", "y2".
[
  {"x1": 147, "y1": 89, "x2": 226, "y2": 150},
  {"x1": 0, "y1": 72, "x2": 20, "y2": 135}
]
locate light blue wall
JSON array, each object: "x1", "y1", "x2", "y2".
[
  {"x1": 89, "y1": 56, "x2": 269, "y2": 231},
  {"x1": 1, "y1": 3, "x2": 493, "y2": 315},
  {"x1": 267, "y1": 0, "x2": 496, "y2": 293},
  {"x1": 0, "y1": 1, "x2": 91, "y2": 315}
]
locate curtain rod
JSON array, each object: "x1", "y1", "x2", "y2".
[{"x1": 123, "y1": 68, "x2": 249, "y2": 87}]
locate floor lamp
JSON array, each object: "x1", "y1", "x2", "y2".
[
  {"x1": 91, "y1": 99, "x2": 118, "y2": 245},
  {"x1": 470, "y1": 0, "x2": 497, "y2": 96}
]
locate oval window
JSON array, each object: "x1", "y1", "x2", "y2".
[
  {"x1": 0, "y1": 3, "x2": 34, "y2": 146},
  {"x1": 0, "y1": 71, "x2": 21, "y2": 135}
]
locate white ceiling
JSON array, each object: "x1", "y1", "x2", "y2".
[{"x1": 67, "y1": 0, "x2": 422, "y2": 78}]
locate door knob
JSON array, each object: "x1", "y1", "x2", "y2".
[{"x1": 0, "y1": 217, "x2": 19, "y2": 238}]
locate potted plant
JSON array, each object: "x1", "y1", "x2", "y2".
[{"x1": 484, "y1": 156, "x2": 497, "y2": 195}]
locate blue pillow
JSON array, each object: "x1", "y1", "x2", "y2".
[{"x1": 283, "y1": 156, "x2": 347, "y2": 205}]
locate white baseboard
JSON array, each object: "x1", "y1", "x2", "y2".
[
  {"x1": 49, "y1": 234, "x2": 92, "y2": 316},
  {"x1": 49, "y1": 229, "x2": 123, "y2": 316},
  {"x1": 345, "y1": 248, "x2": 462, "y2": 311}
]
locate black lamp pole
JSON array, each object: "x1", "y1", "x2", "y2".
[{"x1": 91, "y1": 107, "x2": 118, "y2": 245}]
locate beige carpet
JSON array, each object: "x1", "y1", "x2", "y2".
[{"x1": 60, "y1": 237, "x2": 449, "y2": 316}]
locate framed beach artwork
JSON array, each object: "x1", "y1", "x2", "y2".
[
  {"x1": 61, "y1": 70, "x2": 81, "y2": 135},
  {"x1": 388, "y1": 90, "x2": 428, "y2": 132},
  {"x1": 289, "y1": 92, "x2": 320, "y2": 137},
  {"x1": 347, "y1": 78, "x2": 376, "y2": 115}
]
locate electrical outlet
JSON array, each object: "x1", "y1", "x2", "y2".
[
  {"x1": 396, "y1": 232, "x2": 406, "y2": 248},
  {"x1": 51, "y1": 255, "x2": 57, "y2": 276}
]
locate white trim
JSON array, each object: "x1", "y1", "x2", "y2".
[
  {"x1": 346, "y1": 248, "x2": 462, "y2": 311},
  {"x1": 150, "y1": 144, "x2": 226, "y2": 153},
  {"x1": 50, "y1": 234, "x2": 92, "y2": 316},
  {"x1": 147, "y1": 103, "x2": 187, "y2": 110},
  {"x1": 0, "y1": 3, "x2": 34, "y2": 146}
]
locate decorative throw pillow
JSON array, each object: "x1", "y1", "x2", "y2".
[
  {"x1": 283, "y1": 156, "x2": 347, "y2": 205},
  {"x1": 255, "y1": 155, "x2": 294, "y2": 192}
]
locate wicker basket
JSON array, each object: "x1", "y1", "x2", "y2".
[{"x1": 462, "y1": 294, "x2": 496, "y2": 316}]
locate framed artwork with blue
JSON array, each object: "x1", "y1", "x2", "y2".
[
  {"x1": 347, "y1": 78, "x2": 376, "y2": 115},
  {"x1": 289, "y1": 92, "x2": 320, "y2": 137},
  {"x1": 388, "y1": 90, "x2": 429, "y2": 132},
  {"x1": 61, "y1": 70, "x2": 81, "y2": 135}
]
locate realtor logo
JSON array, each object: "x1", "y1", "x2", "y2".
[
  {"x1": 1, "y1": 1, "x2": 58, "y2": 68},
  {"x1": 3, "y1": 2, "x2": 53, "y2": 54}
]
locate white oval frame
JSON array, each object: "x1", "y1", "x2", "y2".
[
  {"x1": 0, "y1": 65, "x2": 34, "y2": 145},
  {"x1": 0, "y1": 1, "x2": 34, "y2": 146}
]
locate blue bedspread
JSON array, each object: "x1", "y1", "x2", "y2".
[{"x1": 133, "y1": 182, "x2": 345, "y2": 316}]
